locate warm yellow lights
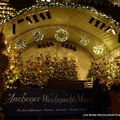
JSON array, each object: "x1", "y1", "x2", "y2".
[
  {"x1": 111, "y1": 28, "x2": 117, "y2": 35},
  {"x1": 10, "y1": 65, "x2": 14, "y2": 70},
  {"x1": 93, "y1": 44, "x2": 104, "y2": 55},
  {"x1": 9, "y1": 80, "x2": 14, "y2": 83},
  {"x1": 4, "y1": 40, "x2": 8, "y2": 45},
  {"x1": 105, "y1": 26, "x2": 117, "y2": 35},
  {"x1": 0, "y1": 1, "x2": 15, "y2": 19},
  {"x1": 0, "y1": 2, "x2": 7, "y2": 6}
]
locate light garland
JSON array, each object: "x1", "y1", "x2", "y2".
[
  {"x1": 93, "y1": 44, "x2": 104, "y2": 55},
  {"x1": 0, "y1": 1, "x2": 16, "y2": 20},
  {"x1": 80, "y1": 34, "x2": 89, "y2": 46},
  {"x1": 3, "y1": 44, "x2": 22, "y2": 89},
  {"x1": 3, "y1": 47, "x2": 78, "y2": 89},
  {"x1": 55, "y1": 28, "x2": 69, "y2": 42},
  {"x1": 87, "y1": 56, "x2": 120, "y2": 87},
  {"x1": 33, "y1": 31, "x2": 44, "y2": 42},
  {"x1": 0, "y1": 2, "x2": 119, "y2": 28}
]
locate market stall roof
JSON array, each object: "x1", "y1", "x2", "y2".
[{"x1": 0, "y1": 3, "x2": 120, "y2": 60}]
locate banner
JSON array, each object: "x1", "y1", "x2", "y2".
[{"x1": 3, "y1": 88, "x2": 93, "y2": 116}]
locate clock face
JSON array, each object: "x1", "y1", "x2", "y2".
[{"x1": 0, "y1": 54, "x2": 9, "y2": 72}]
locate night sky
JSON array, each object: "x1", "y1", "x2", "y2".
[{"x1": 9, "y1": 0, "x2": 36, "y2": 10}]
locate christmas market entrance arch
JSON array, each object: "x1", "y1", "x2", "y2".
[{"x1": 0, "y1": 3, "x2": 119, "y2": 89}]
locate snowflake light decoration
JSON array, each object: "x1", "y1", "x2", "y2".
[
  {"x1": 33, "y1": 31, "x2": 44, "y2": 42},
  {"x1": 93, "y1": 44, "x2": 104, "y2": 55},
  {"x1": 15, "y1": 40, "x2": 26, "y2": 51},
  {"x1": 55, "y1": 28, "x2": 69, "y2": 42},
  {"x1": 80, "y1": 34, "x2": 89, "y2": 46}
]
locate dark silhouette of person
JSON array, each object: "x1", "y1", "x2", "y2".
[
  {"x1": 110, "y1": 77, "x2": 120, "y2": 93},
  {"x1": 92, "y1": 78, "x2": 111, "y2": 120},
  {"x1": 92, "y1": 78, "x2": 103, "y2": 113},
  {"x1": 110, "y1": 77, "x2": 120, "y2": 116},
  {"x1": 100, "y1": 79, "x2": 111, "y2": 113}
]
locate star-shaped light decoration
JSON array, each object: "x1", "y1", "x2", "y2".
[
  {"x1": 93, "y1": 44, "x2": 104, "y2": 55},
  {"x1": 80, "y1": 34, "x2": 89, "y2": 46},
  {"x1": 33, "y1": 31, "x2": 44, "y2": 42},
  {"x1": 15, "y1": 39, "x2": 26, "y2": 51},
  {"x1": 55, "y1": 28, "x2": 69, "y2": 42}
]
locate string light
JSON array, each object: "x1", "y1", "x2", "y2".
[
  {"x1": 0, "y1": 2, "x2": 119, "y2": 28},
  {"x1": 0, "y1": 0, "x2": 15, "y2": 20},
  {"x1": 3, "y1": 44, "x2": 78, "y2": 89},
  {"x1": 87, "y1": 55, "x2": 120, "y2": 87},
  {"x1": 1, "y1": 1, "x2": 120, "y2": 89}
]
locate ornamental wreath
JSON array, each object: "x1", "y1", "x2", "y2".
[{"x1": 55, "y1": 28, "x2": 69, "y2": 42}]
